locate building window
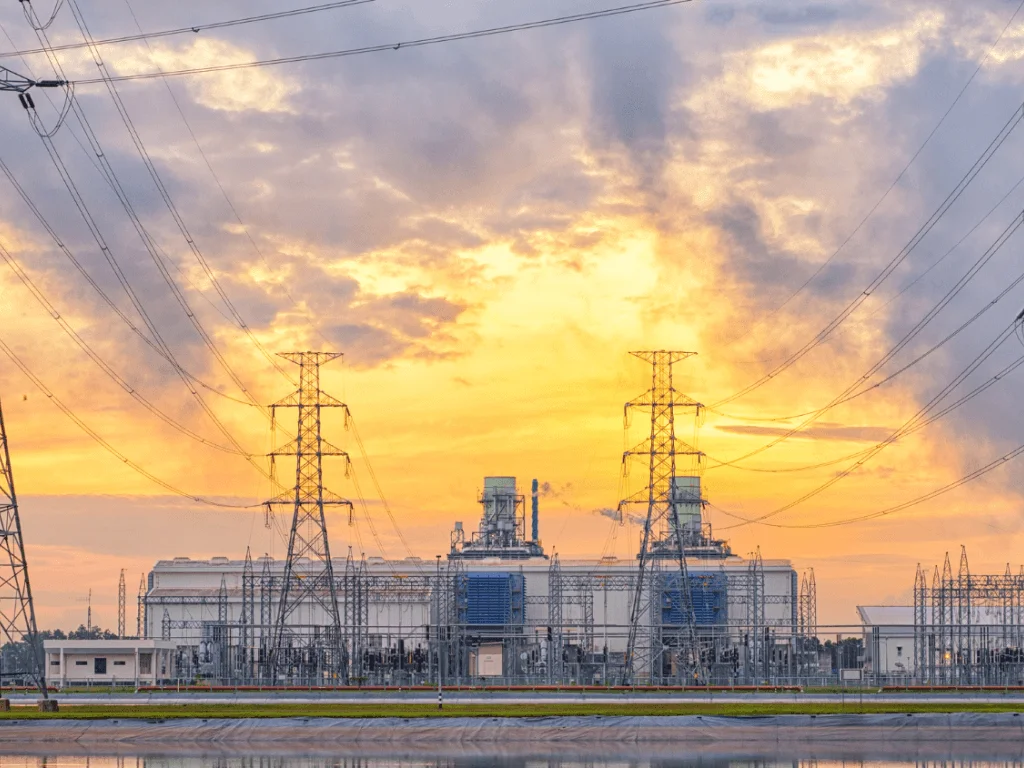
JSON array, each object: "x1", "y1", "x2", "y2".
[
  {"x1": 897, "y1": 646, "x2": 903, "y2": 656},
  {"x1": 50, "y1": 660, "x2": 60, "y2": 666},
  {"x1": 75, "y1": 661, "x2": 87, "y2": 666},
  {"x1": 94, "y1": 658, "x2": 107, "y2": 675},
  {"x1": 140, "y1": 654, "x2": 152, "y2": 675},
  {"x1": 113, "y1": 660, "x2": 126, "y2": 666}
]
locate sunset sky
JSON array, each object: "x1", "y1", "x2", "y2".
[{"x1": 1, "y1": 0, "x2": 1023, "y2": 630}]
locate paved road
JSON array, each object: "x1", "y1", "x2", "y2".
[{"x1": 7, "y1": 691, "x2": 1024, "y2": 706}]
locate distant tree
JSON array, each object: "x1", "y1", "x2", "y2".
[
  {"x1": 66, "y1": 625, "x2": 118, "y2": 641},
  {"x1": 821, "y1": 638, "x2": 864, "y2": 671},
  {"x1": 1, "y1": 626, "x2": 120, "y2": 686}
]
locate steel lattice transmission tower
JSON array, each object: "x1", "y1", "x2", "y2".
[
  {"x1": 265, "y1": 352, "x2": 353, "y2": 683},
  {"x1": 117, "y1": 569, "x2": 126, "y2": 638},
  {"x1": 0, "y1": 399, "x2": 47, "y2": 697},
  {"x1": 137, "y1": 573, "x2": 146, "y2": 638},
  {"x1": 620, "y1": 351, "x2": 705, "y2": 684}
]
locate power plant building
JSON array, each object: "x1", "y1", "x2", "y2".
[{"x1": 143, "y1": 476, "x2": 808, "y2": 685}]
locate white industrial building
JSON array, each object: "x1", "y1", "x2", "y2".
[
  {"x1": 859, "y1": 601, "x2": 1024, "y2": 682},
  {"x1": 147, "y1": 553, "x2": 798, "y2": 642},
  {"x1": 136, "y1": 477, "x2": 808, "y2": 685},
  {"x1": 44, "y1": 639, "x2": 178, "y2": 686}
]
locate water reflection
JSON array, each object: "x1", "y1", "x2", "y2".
[{"x1": 3, "y1": 758, "x2": 1024, "y2": 768}]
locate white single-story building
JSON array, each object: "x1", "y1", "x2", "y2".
[{"x1": 43, "y1": 640, "x2": 178, "y2": 686}]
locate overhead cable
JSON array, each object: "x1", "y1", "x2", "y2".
[
  {"x1": 718, "y1": 321, "x2": 1021, "y2": 530},
  {"x1": 712, "y1": 429, "x2": 1024, "y2": 530},
  {"x1": 0, "y1": 0, "x2": 373, "y2": 58},
  {"x1": 709, "y1": 256, "x2": 1024, "y2": 471},
  {"x1": 0, "y1": 335, "x2": 260, "y2": 508},
  {"x1": 21, "y1": 115, "x2": 273, "y2": 478},
  {"x1": 711, "y1": 101, "x2": 1024, "y2": 409},
  {"x1": 67, "y1": 0, "x2": 695, "y2": 85},
  {"x1": 0, "y1": 235, "x2": 253, "y2": 455},
  {"x1": 709, "y1": 165, "x2": 1024, "y2": 424},
  {"x1": 724, "y1": 0, "x2": 1024, "y2": 348},
  {"x1": 22, "y1": 0, "x2": 261, "y2": 406},
  {"x1": 64, "y1": 0, "x2": 295, "y2": 384},
  {"x1": 709, "y1": 145, "x2": 1024, "y2": 469},
  {"x1": 18, "y1": 0, "x2": 279, "y2": 480},
  {"x1": 119, "y1": 0, "x2": 336, "y2": 349},
  {"x1": 2, "y1": 33, "x2": 279, "y2": 391},
  {"x1": 348, "y1": 414, "x2": 423, "y2": 570},
  {"x1": 28, "y1": 125, "x2": 269, "y2": 470},
  {"x1": 0, "y1": 155, "x2": 253, "y2": 408},
  {"x1": 705, "y1": 353, "x2": 1024, "y2": 474}
]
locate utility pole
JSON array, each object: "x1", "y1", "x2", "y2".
[
  {"x1": 0, "y1": 398, "x2": 48, "y2": 700},
  {"x1": 265, "y1": 352, "x2": 352, "y2": 684},
  {"x1": 620, "y1": 351, "x2": 705, "y2": 685},
  {"x1": 117, "y1": 569, "x2": 126, "y2": 639}
]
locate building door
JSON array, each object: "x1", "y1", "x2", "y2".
[{"x1": 94, "y1": 658, "x2": 107, "y2": 675}]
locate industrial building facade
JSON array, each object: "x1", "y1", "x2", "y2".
[{"x1": 143, "y1": 548, "x2": 806, "y2": 686}]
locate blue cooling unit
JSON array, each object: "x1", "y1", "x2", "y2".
[
  {"x1": 458, "y1": 572, "x2": 525, "y2": 626},
  {"x1": 660, "y1": 572, "x2": 726, "y2": 626}
]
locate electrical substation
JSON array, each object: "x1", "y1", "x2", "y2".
[
  {"x1": 11, "y1": 347, "x2": 1024, "y2": 690},
  {"x1": 137, "y1": 351, "x2": 816, "y2": 687}
]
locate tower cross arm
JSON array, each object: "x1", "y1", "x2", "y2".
[
  {"x1": 628, "y1": 350, "x2": 697, "y2": 365},
  {"x1": 264, "y1": 489, "x2": 354, "y2": 508},
  {"x1": 278, "y1": 351, "x2": 344, "y2": 366},
  {"x1": 623, "y1": 438, "x2": 703, "y2": 459},
  {"x1": 625, "y1": 392, "x2": 703, "y2": 410},
  {"x1": 269, "y1": 438, "x2": 350, "y2": 459},
  {"x1": 271, "y1": 391, "x2": 348, "y2": 409}
]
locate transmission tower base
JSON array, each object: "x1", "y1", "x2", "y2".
[{"x1": 37, "y1": 699, "x2": 58, "y2": 712}]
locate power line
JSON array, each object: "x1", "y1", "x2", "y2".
[
  {"x1": 713, "y1": 429, "x2": 1024, "y2": 530},
  {"x1": 718, "y1": 321, "x2": 1021, "y2": 530},
  {"x1": 16, "y1": 2, "x2": 280, "y2": 483},
  {"x1": 21, "y1": 3, "x2": 260, "y2": 406},
  {"x1": 67, "y1": 0, "x2": 695, "y2": 86},
  {"x1": 1, "y1": 25, "x2": 276, "y2": 394},
  {"x1": 705, "y1": 353, "x2": 1024, "y2": 475},
  {"x1": 710, "y1": 143, "x2": 1024, "y2": 469},
  {"x1": 0, "y1": 235, "x2": 252, "y2": 455},
  {"x1": 723, "y1": 0, "x2": 1024, "y2": 349},
  {"x1": 0, "y1": 0, "x2": 373, "y2": 58},
  {"x1": 119, "y1": 0, "x2": 334, "y2": 350},
  {"x1": 0, "y1": 154, "x2": 253, "y2": 408},
  {"x1": 709, "y1": 164, "x2": 1024, "y2": 424},
  {"x1": 11, "y1": 19, "x2": 276, "y2": 493},
  {"x1": 711, "y1": 100, "x2": 1024, "y2": 410},
  {"x1": 708, "y1": 265, "x2": 1024, "y2": 472},
  {"x1": 348, "y1": 414, "x2": 422, "y2": 569},
  {"x1": 0, "y1": 334, "x2": 261, "y2": 508},
  {"x1": 63, "y1": 0, "x2": 295, "y2": 384},
  {"x1": 27, "y1": 124, "x2": 269, "y2": 467}
]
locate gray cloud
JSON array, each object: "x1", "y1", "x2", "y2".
[
  {"x1": 0, "y1": 0, "x2": 1022, "y2": 515},
  {"x1": 717, "y1": 422, "x2": 895, "y2": 443}
]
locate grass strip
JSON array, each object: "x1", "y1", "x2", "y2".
[{"x1": 2, "y1": 702, "x2": 1024, "y2": 719}]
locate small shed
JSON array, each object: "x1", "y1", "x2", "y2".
[{"x1": 43, "y1": 639, "x2": 178, "y2": 686}]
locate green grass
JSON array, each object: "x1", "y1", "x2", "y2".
[{"x1": 2, "y1": 701, "x2": 1024, "y2": 719}]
